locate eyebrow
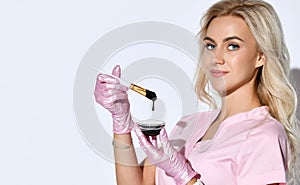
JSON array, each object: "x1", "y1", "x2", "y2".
[{"x1": 203, "y1": 36, "x2": 244, "y2": 43}]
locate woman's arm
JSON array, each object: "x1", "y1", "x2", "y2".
[
  {"x1": 114, "y1": 133, "x2": 156, "y2": 185},
  {"x1": 141, "y1": 158, "x2": 156, "y2": 185},
  {"x1": 114, "y1": 133, "x2": 142, "y2": 185},
  {"x1": 94, "y1": 66, "x2": 157, "y2": 184}
]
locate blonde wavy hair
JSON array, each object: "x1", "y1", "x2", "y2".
[{"x1": 194, "y1": 0, "x2": 300, "y2": 183}]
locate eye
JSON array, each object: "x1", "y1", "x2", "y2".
[
  {"x1": 204, "y1": 43, "x2": 216, "y2": 50},
  {"x1": 228, "y1": 44, "x2": 240, "y2": 51}
]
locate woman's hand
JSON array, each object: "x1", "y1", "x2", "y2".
[
  {"x1": 134, "y1": 124, "x2": 200, "y2": 185},
  {"x1": 94, "y1": 65, "x2": 134, "y2": 134}
]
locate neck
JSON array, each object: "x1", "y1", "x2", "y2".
[{"x1": 218, "y1": 80, "x2": 262, "y2": 120}]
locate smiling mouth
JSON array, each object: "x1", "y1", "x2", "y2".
[{"x1": 210, "y1": 70, "x2": 229, "y2": 78}]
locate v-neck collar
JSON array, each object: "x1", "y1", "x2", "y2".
[{"x1": 191, "y1": 106, "x2": 270, "y2": 150}]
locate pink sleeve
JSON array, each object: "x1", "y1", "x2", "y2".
[{"x1": 236, "y1": 121, "x2": 288, "y2": 185}]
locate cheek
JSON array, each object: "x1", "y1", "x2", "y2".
[
  {"x1": 202, "y1": 51, "x2": 214, "y2": 67},
  {"x1": 227, "y1": 54, "x2": 255, "y2": 71},
  {"x1": 228, "y1": 59, "x2": 258, "y2": 84},
  {"x1": 231, "y1": 48, "x2": 258, "y2": 66},
  {"x1": 201, "y1": 60, "x2": 211, "y2": 75}
]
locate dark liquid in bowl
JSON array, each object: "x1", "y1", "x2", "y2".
[
  {"x1": 139, "y1": 123, "x2": 164, "y2": 136},
  {"x1": 141, "y1": 129, "x2": 162, "y2": 136}
]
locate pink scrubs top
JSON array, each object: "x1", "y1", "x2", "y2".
[{"x1": 155, "y1": 106, "x2": 288, "y2": 185}]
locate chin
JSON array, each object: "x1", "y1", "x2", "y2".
[
  {"x1": 210, "y1": 82, "x2": 231, "y2": 97},
  {"x1": 210, "y1": 82, "x2": 226, "y2": 93}
]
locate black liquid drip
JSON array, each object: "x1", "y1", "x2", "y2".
[
  {"x1": 152, "y1": 99, "x2": 156, "y2": 111},
  {"x1": 145, "y1": 89, "x2": 157, "y2": 111},
  {"x1": 140, "y1": 89, "x2": 161, "y2": 136}
]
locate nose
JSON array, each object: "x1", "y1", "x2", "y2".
[{"x1": 211, "y1": 50, "x2": 225, "y2": 65}]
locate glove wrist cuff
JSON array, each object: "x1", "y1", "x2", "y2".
[
  {"x1": 112, "y1": 114, "x2": 134, "y2": 134},
  {"x1": 173, "y1": 163, "x2": 200, "y2": 185}
]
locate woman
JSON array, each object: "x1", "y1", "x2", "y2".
[{"x1": 94, "y1": 0, "x2": 299, "y2": 184}]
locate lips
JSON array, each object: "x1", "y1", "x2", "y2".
[{"x1": 210, "y1": 69, "x2": 229, "y2": 78}]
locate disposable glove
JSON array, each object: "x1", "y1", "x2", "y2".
[
  {"x1": 134, "y1": 124, "x2": 200, "y2": 185},
  {"x1": 94, "y1": 65, "x2": 134, "y2": 134}
]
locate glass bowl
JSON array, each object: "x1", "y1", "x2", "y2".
[{"x1": 137, "y1": 119, "x2": 165, "y2": 136}]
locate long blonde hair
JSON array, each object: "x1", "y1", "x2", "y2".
[{"x1": 195, "y1": 0, "x2": 300, "y2": 183}]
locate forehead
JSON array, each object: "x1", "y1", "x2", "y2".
[{"x1": 206, "y1": 16, "x2": 254, "y2": 41}]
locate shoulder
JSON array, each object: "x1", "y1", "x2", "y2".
[
  {"x1": 235, "y1": 116, "x2": 289, "y2": 183},
  {"x1": 237, "y1": 115, "x2": 288, "y2": 159},
  {"x1": 247, "y1": 106, "x2": 286, "y2": 138},
  {"x1": 248, "y1": 116, "x2": 287, "y2": 140}
]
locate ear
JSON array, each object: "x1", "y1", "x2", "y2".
[{"x1": 255, "y1": 52, "x2": 265, "y2": 68}]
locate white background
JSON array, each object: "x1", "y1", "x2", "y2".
[{"x1": 1, "y1": 1, "x2": 299, "y2": 185}]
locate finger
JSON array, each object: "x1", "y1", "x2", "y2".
[
  {"x1": 150, "y1": 136, "x2": 158, "y2": 148},
  {"x1": 112, "y1": 65, "x2": 121, "y2": 78},
  {"x1": 100, "y1": 89, "x2": 126, "y2": 97},
  {"x1": 97, "y1": 74, "x2": 119, "y2": 84},
  {"x1": 96, "y1": 82, "x2": 128, "y2": 92},
  {"x1": 159, "y1": 128, "x2": 174, "y2": 154},
  {"x1": 134, "y1": 124, "x2": 153, "y2": 149},
  {"x1": 95, "y1": 91, "x2": 128, "y2": 105},
  {"x1": 159, "y1": 127, "x2": 169, "y2": 143},
  {"x1": 107, "y1": 92, "x2": 128, "y2": 103}
]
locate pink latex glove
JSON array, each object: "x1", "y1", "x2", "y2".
[
  {"x1": 94, "y1": 65, "x2": 134, "y2": 134},
  {"x1": 134, "y1": 124, "x2": 200, "y2": 185}
]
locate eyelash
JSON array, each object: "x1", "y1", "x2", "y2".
[
  {"x1": 228, "y1": 44, "x2": 240, "y2": 51},
  {"x1": 204, "y1": 43, "x2": 240, "y2": 51},
  {"x1": 204, "y1": 43, "x2": 216, "y2": 50}
]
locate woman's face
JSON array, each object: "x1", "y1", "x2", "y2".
[{"x1": 202, "y1": 16, "x2": 264, "y2": 96}]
